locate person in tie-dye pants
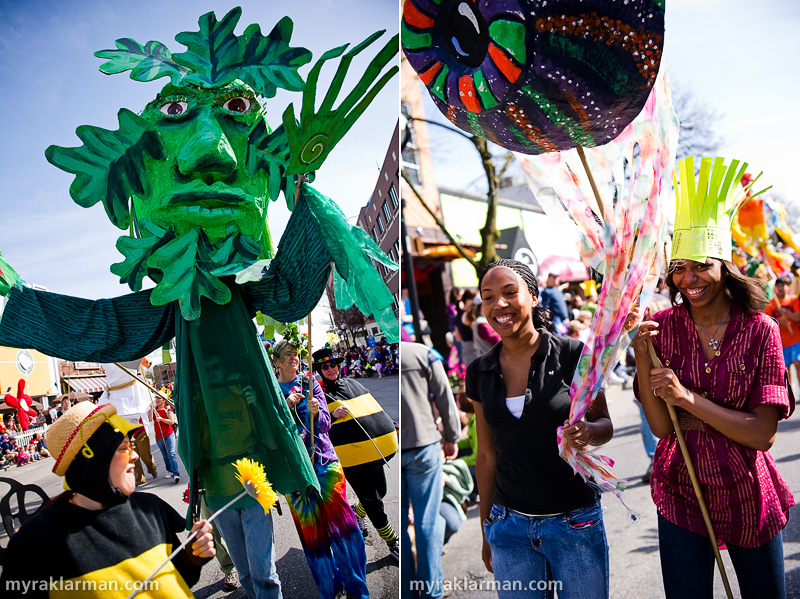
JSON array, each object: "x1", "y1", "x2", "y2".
[{"x1": 273, "y1": 338, "x2": 369, "y2": 599}]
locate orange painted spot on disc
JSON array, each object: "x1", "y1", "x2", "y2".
[
  {"x1": 488, "y1": 43, "x2": 521, "y2": 83},
  {"x1": 459, "y1": 75, "x2": 481, "y2": 113},
  {"x1": 403, "y1": 2, "x2": 435, "y2": 29},
  {"x1": 419, "y1": 62, "x2": 442, "y2": 86}
]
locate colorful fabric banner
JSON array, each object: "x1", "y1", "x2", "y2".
[{"x1": 515, "y1": 71, "x2": 680, "y2": 499}]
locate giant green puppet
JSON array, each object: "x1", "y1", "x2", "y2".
[{"x1": 0, "y1": 7, "x2": 398, "y2": 516}]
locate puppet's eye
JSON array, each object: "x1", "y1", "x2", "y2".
[
  {"x1": 159, "y1": 101, "x2": 188, "y2": 116},
  {"x1": 223, "y1": 97, "x2": 251, "y2": 113}
]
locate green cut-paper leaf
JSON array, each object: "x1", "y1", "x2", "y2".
[
  {"x1": 110, "y1": 220, "x2": 174, "y2": 292},
  {"x1": 94, "y1": 39, "x2": 190, "y2": 85},
  {"x1": 282, "y1": 30, "x2": 399, "y2": 176},
  {"x1": 95, "y1": 11, "x2": 312, "y2": 99},
  {"x1": 300, "y1": 184, "x2": 398, "y2": 342},
  {"x1": 350, "y1": 226, "x2": 398, "y2": 270},
  {"x1": 147, "y1": 228, "x2": 231, "y2": 320},
  {"x1": 247, "y1": 118, "x2": 290, "y2": 202},
  {"x1": 236, "y1": 18, "x2": 312, "y2": 98},
  {"x1": 209, "y1": 226, "x2": 262, "y2": 268},
  {"x1": 0, "y1": 251, "x2": 20, "y2": 296},
  {"x1": 173, "y1": 7, "x2": 244, "y2": 88},
  {"x1": 45, "y1": 109, "x2": 166, "y2": 230},
  {"x1": 112, "y1": 236, "x2": 159, "y2": 292}
]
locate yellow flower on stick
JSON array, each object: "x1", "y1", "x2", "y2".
[
  {"x1": 128, "y1": 458, "x2": 277, "y2": 598},
  {"x1": 234, "y1": 458, "x2": 279, "y2": 514}
]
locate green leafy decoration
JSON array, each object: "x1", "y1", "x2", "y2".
[
  {"x1": 110, "y1": 221, "x2": 174, "y2": 292},
  {"x1": 247, "y1": 119, "x2": 290, "y2": 203},
  {"x1": 300, "y1": 184, "x2": 399, "y2": 342},
  {"x1": 172, "y1": 7, "x2": 243, "y2": 88},
  {"x1": 147, "y1": 229, "x2": 231, "y2": 320},
  {"x1": 208, "y1": 226, "x2": 263, "y2": 275},
  {"x1": 350, "y1": 226, "x2": 399, "y2": 271},
  {"x1": 93, "y1": 9, "x2": 313, "y2": 101},
  {"x1": 282, "y1": 30, "x2": 399, "y2": 176},
  {"x1": 94, "y1": 39, "x2": 190, "y2": 85},
  {"x1": 45, "y1": 109, "x2": 166, "y2": 230},
  {"x1": 0, "y1": 251, "x2": 19, "y2": 296},
  {"x1": 275, "y1": 322, "x2": 310, "y2": 360},
  {"x1": 237, "y1": 18, "x2": 312, "y2": 98}
]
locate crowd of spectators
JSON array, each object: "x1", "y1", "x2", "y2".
[{"x1": 330, "y1": 339, "x2": 399, "y2": 379}]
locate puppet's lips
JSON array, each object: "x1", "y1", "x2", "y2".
[{"x1": 167, "y1": 188, "x2": 251, "y2": 207}]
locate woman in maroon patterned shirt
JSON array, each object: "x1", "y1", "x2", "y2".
[{"x1": 632, "y1": 258, "x2": 793, "y2": 599}]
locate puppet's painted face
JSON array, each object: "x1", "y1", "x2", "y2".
[{"x1": 133, "y1": 82, "x2": 267, "y2": 243}]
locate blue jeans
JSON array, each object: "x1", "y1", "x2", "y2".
[
  {"x1": 637, "y1": 402, "x2": 658, "y2": 458},
  {"x1": 401, "y1": 442, "x2": 445, "y2": 599},
  {"x1": 483, "y1": 500, "x2": 609, "y2": 599},
  {"x1": 155, "y1": 433, "x2": 180, "y2": 477},
  {"x1": 215, "y1": 500, "x2": 281, "y2": 599},
  {"x1": 658, "y1": 514, "x2": 786, "y2": 599}
]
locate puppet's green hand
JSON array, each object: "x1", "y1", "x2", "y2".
[
  {"x1": 281, "y1": 30, "x2": 398, "y2": 176},
  {"x1": 0, "y1": 251, "x2": 19, "y2": 296}
]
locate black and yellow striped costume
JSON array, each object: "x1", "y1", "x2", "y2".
[
  {"x1": 0, "y1": 493, "x2": 202, "y2": 598},
  {"x1": 323, "y1": 377, "x2": 398, "y2": 544}
]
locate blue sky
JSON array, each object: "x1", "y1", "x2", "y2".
[
  {"x1": 0, "y1": 0, "x2": 399, "y2": 300},
  {"x1": 420, "y1": 0, "x2": 800, "y2": 220}
]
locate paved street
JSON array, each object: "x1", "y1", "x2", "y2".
[
  {"x1": 0, "y1": 373, "x2": 400, "y2": 599},
  {"x1": 440, "y1": 383, "x2": 800, "y2": 598}
]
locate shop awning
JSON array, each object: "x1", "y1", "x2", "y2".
[{"x1": 64, "y1": 376, "x2": 107, "y2": 394}]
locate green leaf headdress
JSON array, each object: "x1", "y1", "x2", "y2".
[{"x1": 672, "y1": 156, "x2": 772, "y2": 263}]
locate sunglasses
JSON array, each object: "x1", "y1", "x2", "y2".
[
  {"x1": 117, "y1": 442, "x2": 136, "y2": 462},
  {"x1": 320, "y1": 362, "x2": 338, "y2": 371}
]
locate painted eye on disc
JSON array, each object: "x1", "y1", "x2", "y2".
[{"x1": 402, "y1": 0, "x2": 665, "y2": 154}]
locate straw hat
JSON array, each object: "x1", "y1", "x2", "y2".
[{"x1": 47, "y1": 402, "x2": 139, "y2": 477}]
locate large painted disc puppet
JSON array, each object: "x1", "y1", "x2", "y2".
[
  {"x1": 402, "y1": 0, "x2": 664, "y2": 153},
  {"x1": 404, "y1": 0, "x2": 669, "y2": 499},
  {"x1": 0, "y1": 7, "x2": 398, "y2": 517}
]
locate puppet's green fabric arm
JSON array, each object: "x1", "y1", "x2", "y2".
[
  {"x1": 302, "y1": 184, "x2": 399, "y2": 342},
  {"x1": 244, "y1": 197, "x2": 333, "y2": 321},
  {"x1": 242, "y1": 184, "x2": 398, "y2": 341},
  {"x1": 0, "y1": 284, "x2": 175, "y2": 362}
]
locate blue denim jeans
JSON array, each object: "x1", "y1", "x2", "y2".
[
  {"x1": 483, "y1": 500, "x2": 609, "y2": 599},
  {"x1": 637, "y1": 401, "x2": 658, "y2": 458},
  {"x1": 401, "y1": 442, "x2": 445, "y2": 599},
  {"x1": 155, "y1": 433, "x2": 180, "y2": 477},
  {"x1": 658, "y1": 514, "x2": 786, "y2": 599},
  {"x1": 215, "y1": 500, "x2": 282, "y2": 599}
]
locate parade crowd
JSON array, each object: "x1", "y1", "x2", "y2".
[{"x1": 401, "y1": 247, "x2": 797, "y2": 598}]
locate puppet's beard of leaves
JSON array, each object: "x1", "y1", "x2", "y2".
[{"x1": 111, "y1": 224, "x2": 262, "y2": 320}]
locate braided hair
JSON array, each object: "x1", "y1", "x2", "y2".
[{"x1": 478, "y1": 259, "x2": 555, "y2": 333}]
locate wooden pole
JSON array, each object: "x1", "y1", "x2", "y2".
[
  {"x1": 308, "y1": 316, "x2": 315, "y2": 462},
  {"x1": 576, "y1": 145, "x2": 607, "y2": 222},
  {"x1": 645, "y1": 340, "x2": 733, "y2": 599}
]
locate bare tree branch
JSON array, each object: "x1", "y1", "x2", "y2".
[{"x1": 401, "y1": 170, "x2": 478, "y2": 268}]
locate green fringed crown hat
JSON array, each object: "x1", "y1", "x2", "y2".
[{"x1": 671, "y1": 156, "x2": 771, "y2": 262}]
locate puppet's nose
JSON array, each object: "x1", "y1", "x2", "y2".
[{"x1": 176, "y1": 110, "x2": 237, "y2": 181}]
